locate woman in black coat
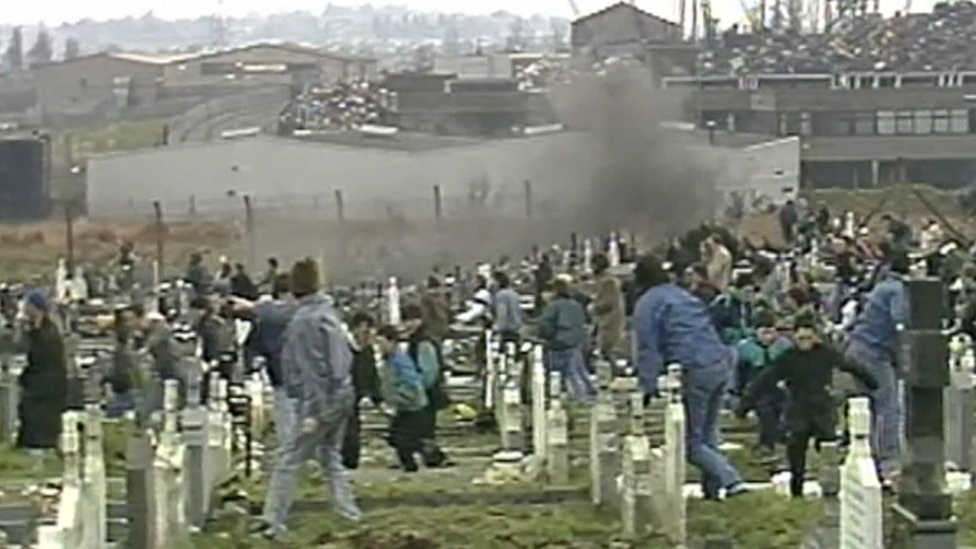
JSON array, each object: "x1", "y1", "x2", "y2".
[{"x1": 17, "y1": 291, "x2": 68, "y2": 451}]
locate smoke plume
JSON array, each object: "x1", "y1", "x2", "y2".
[{"x1": 549, "y1": 65, "x2": 721, "y2": 240}]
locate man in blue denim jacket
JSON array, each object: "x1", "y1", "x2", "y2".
[
  {"x1": 845, "y1": 253, "x2": 908, "y2": 483},
  {"x1": 257, "y1": 258, "x2": 361, "y2": 538},
  {"x1": 632, "y1": 255, "x2": 746, "y2": 500}
]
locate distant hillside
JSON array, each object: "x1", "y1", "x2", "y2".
[{"x1": 0, "y1": 7, "x2": 571, "y2": 63}]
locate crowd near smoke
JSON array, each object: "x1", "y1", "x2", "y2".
[{"x1": 550, "y1": 66, "x2": 720, "y2": 240}]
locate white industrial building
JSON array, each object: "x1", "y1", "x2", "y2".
[{"x1": 85, "y1": 129, "x2": 799, "y2": 220}]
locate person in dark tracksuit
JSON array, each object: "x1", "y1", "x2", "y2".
[
  {"x1": 343, "y1": 311, "x2": 383, "y2": 470},
  {"x1": 16, "y1": 291, "x2": 68, "y2": 453},
  {"x1": 401, "y1": 304, "x2": 450, "y2": 468},
  {"x1": 738, "y1": 315, "x2": 878, "y2": 498},
  {"x1": 376, "y1": 325, "x2": 428, "y2": 472}
]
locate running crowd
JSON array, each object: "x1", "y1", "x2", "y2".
[{"x1": 1, "y1": 195, "x2": 970, "y2": 536}]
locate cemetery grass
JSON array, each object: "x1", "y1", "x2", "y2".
[
  {"x1": 0, "y1": 420, "x2": 129, "y2": 501},
  {"x1": 185, "y1": 491, "x2": 821, "y2": 549}
]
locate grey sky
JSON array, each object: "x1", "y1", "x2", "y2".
[{"x1": 2, "y1": 0, "x2": 932, "y2": 28}]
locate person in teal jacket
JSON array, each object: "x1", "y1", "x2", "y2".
[
  {"x1": 735, "y1": 309, "x2": 793, "y2": 456},
  {"x1": 376, "y1": 324, "x2": 429, "y2": 472}
]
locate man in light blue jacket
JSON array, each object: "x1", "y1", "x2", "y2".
[
  {"x1": 845, "y1": 253, "x2": 908, "y2": 484},
  {"x1": 257, "y1": 258, "x2": 361, "y2": 538},
  {"x1": 633, "y1": 254, "x2": 746, "y2": 501}
]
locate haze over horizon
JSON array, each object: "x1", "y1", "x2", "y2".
[{"x1": 0, "y1": 0, "x2": 940, "y2": 31}]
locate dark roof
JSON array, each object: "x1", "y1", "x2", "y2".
[
  {"x1": 572, "y1": 2, "x2": 679, "y2": 29},
  {"x1": 285, "y1": 131, "x2": 485, "y2": 152}
]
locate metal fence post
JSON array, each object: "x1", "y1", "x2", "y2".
[
  {"x1": 243, "y1": 195, "x2": 256, "y2": 273},
  {"x1": 153, "y1": 201, "x2": 164, "y2": 281},
  {"x1": 524, "y1": 179, "x2": 533, "y2": 219}
]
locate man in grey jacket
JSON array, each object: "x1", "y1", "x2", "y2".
[{"x1": 257, "y1": 258, "x2": 361, "y2": 538}]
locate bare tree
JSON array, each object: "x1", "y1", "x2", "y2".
[
  {"x1": 64, "y1": 38, "x2": 81, "y2": 60},
  {"x1": 28, "y1": 27, "x2": 54, "y2": 66},
  {"x1": 4, "y1": 27, "x2": 23, "y2": 71}
]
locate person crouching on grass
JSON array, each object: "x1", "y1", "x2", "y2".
[
  {"x1": 375, "y1": 324, "x2": 429, "y2": 472},
  {"x1": 737, "y1": 313, "x2": 877, "y2": 498}
]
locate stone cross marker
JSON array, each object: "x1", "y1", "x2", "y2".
[
  {"x1": 182, "y1": 368, "x2": 208, "y2": 530},
  {"x1": 840, "y1": 397, "x2": 883, "y2": 549},
  {"x1": 621, "y1": 391, "x2": 652, "y2": 538},
  {"x1": 589, "y1": 373, "x2": 619, "y2": 509},
  {"x1": 661, "y1": 364, "x2": 686, "y2": 545},
  {"x1": 154, "y1": 380, "x2": 186, "y2": 548},
  {"x1": 386, "y1": 276, "x2": 401, "y2": 326},
  {"x1": 80, "y1": 405, "x2": 106, "y2": 549},
  {"x1": 944, "y1": 337, "x2": 975, "y2": 474},
  {"x1": 530, "y1": 345, "x2": 547, "y2": 465},
  {"x1": 891, "y1": 277, "x2": 957, "y2": 549},
  {"x1": 546, "y1": 371, "x2": 569, "y2": 484}
]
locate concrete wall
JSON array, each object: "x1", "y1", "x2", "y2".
[
  {"x1": 87, "y1": 130, "x2": 791, "y2": 220},
  {"x1": 720, "y1": 137, "x2": 800, "y2": 206},
  {"x1": 86, "y1": 133, "x2": 596, "y2": 220}
]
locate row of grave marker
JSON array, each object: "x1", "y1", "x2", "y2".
[
  {"x1": 35, "y1": 371, "x2": 236, "y2": 549},
  {"x1": 479, "y1": 329, "x2": 891, "y2": 548}
]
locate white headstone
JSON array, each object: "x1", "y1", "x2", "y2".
[
  {"x1": 531, "y1": 346, "x2": 548, "y2": 463},
  {"x1": 387, "y1": 277, "x2": 401, "y2": 326},
  {"x1": 661, "y1": 364, "x2": 686, "y2": 545},
  {"x1": 79, "y1": 405, "x2": 106, "y2": 549},
  {"x1": 840, "y1": 397, "x2": 883, "y2": 549},
  {"x1": 583, "y1": 240, "x2": 594, "y2": 274},
  {"x1": 546, "y1": 397, "x2": 569, "y2": 484},
  {"x1": 608, "y1": 233, "x2": 621, "y2": 267},
  {"x1": 590, "y1": 388, "x2": 619, "y2": 508}
]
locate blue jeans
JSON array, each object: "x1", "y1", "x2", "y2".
[
  {"x1": 846, "y1": 342, "x2": 901, "y2": 475},
  {"x1": 262, "y1": 391, "x2": 361, "y2": 532},
  {"x1": 272, "y1": 388, "x2": 297, "y2": 447},
  {"x1": 106, "y1": 390, "x2": 140, "y2": 419},
  {"x1": 684, "y1": 362, "x2": 743, "y2": 497},
  {"x1": 546, "y1": 347, "x2": 596, "y2": 402}
]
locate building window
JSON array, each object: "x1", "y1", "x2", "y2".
[
  {"x1": 877, "y1": 110, "x2": 895, "y2": 135},
  {"x1": 933, "y1": 109, "x2": 950, "y2": 133},
  {"x1": 896, "y1": 110, "x2": 914, "y2": 134},
  {"x1": 951, "y1": 109, "x2": 969, "y2": 133},
  {"x1": 854, "y1": 111, "x2": 875, "y2": 135},
  {"x1": 914, "y1": 109, "x2": 933, "y2": 134},
  {"x1": 799, "y1": 112, "x2": 812, "y2": 136}
]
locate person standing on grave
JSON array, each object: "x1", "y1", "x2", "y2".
[
  {"x1": 230, "y1": 263, "x2": 259, "y2": 301},
  {"x1": 632, "y1": 254, "x2": 747, "y2": 500},
  {"x1": 401, "y1": 303, "x2": 450, "y2": 467},
  {"x1": 259, "y1": 257, "x2": 279, "y2": 291},
  {"x1": 734, "y1": 309, "x2": 792, "y2": 461},
  {"x1": 534, "y1": 253, "x2": 554, "y2": 310},
  {"x1": 845, "y1": 251, "x2": 908, "y2": 485},
  {"x1": 240, "y1": 274, "x2": 297, "y2": 444},
  {"x1": 105, "y1": 306, "x2": 143, "y2": 419},
  {"x1": 492, "y1": 270, "x2": 523, "y2": 347},
  {"x1": 419, "y1": 276, "x2": 450, "y2": 343},
  {"x1": 185, "y1": 252, "x2": 213, "y2": 297},
  {"x1": 16, "y1": 291, "x2": 67, "y2": 453},
  {"x1": 257, "y1": 258, "x2": 360, "y2": 538},
  {"x1": 738, "y1": 314, "x2": 877, "y2": 498},
  {"x1": 375, "y1": 324, "x2": 428, "y2": 472},
  {"x1": 702, "y1": 235, "x2": 733, "y2": 291},
  {"x1": 590, "y1": 252, "x2": 624, "y2": 361},
  {"x1": 343, "y1": 311, "x2": 383, "y2": 470},
  {"x1": 536, "y1": 277, "x2": 595, "y2": 402},
  {"x1": 779, "y1": 200, "x2": 799, "y2": 245}
]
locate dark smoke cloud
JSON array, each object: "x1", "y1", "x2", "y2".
[{"x1": 549, "y1": 66, "x2": 721, "y2": 240}]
